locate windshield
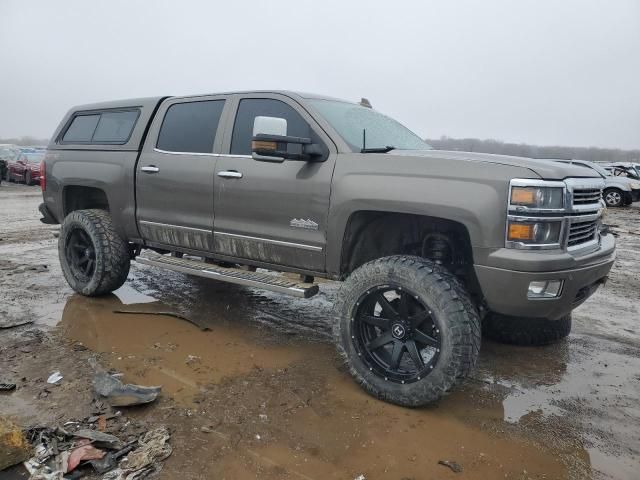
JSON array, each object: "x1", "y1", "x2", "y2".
[
  {"x1": 25, "y1": 153, "x2": 44, "y2": 164},
  {"x1": 584, "y1": 162, "x2": 610, "y2": 177},
  {"x1": 309, "y1": 99, "x2": 431, "y2": 152}
]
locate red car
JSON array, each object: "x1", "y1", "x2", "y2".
[{"x1": 6, "y1": 151, "x2": 44, "y2": 185}]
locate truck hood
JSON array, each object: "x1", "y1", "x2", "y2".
[{"x1": 393, "y1": 150, "x2": 600, "y2": 180}]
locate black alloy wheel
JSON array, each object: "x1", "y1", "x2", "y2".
[
  {"x1": 65, "y1": 228, "x2": 97, "y2": 281},
  {"x1": 353, "y1": 286, "x2": 441, "y2": 383}
]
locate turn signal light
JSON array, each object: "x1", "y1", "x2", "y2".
[
  {"x1": 511, "y1": 187, "x2": 536, "y2": 205},
  {"x1": 252, "y1": 140, "x2": 277, "y2": 151},
  {"x1": 508, "y1": 223, "x2": 533, "y2": 241}
]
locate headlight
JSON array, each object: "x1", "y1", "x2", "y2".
[
  {"x1": 510, "y1": 186, "x2": 564, "y2": 209},
  {"x1": 507, "y1": 220, "x2": 562, "y2": 245},
  {"x1": 630, "y1": 182, "x2": 640, "y2": 189}
]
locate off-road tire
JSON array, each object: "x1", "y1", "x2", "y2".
[
  {"x1": 59, "y1": 209, "x2": 130, "y2": 296},
  {"x1": 334, "y1": 255, "x2": 481, "y2": 407},
  {"x1": 483, "y1": 313, "x2": 571, "y2": 346}
]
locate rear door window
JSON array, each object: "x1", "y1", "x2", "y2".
[
  {"x1": 230, "y1": 99, "x2": 311, "y2": 155},
  {"x1": 156, "y1": 100, "x2": 225, "y2": 154}
]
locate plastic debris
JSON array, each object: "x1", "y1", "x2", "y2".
[
  {"x1": 89, "y1": 358, "x2": 161, "y2": 407},
  {"x1": 47, "y1": 372, "x2": 63, "y2": 384},
  {"x1": 66, "y1": 442, "x2": 105, "y2": 472}
]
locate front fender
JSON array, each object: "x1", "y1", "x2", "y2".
[{"x1": 326, "y1": 154, "x2": 534, "y2": 276}]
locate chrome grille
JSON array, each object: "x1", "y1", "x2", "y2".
[
  {"x1": 567, "y1": 218, "x2": 599, "y2": 248},
  {"x1": 572, "y1": 187, "x2": 602, "y2": 206}
]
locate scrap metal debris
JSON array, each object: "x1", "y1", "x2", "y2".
[
  {"x1": 438, "y1": 459, "x2": 463, "y2": 473},
  {"x1": 89, "y1": 357, "x2": 161, "y2": 407},
  {"x1": 19, "y1": 419, "x2": 171, "y2": 478},
  {"x1": 112, "y1": 309, "x2": 211, "y2": 331}
]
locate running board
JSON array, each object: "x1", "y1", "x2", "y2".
[{"x1": 135, "y1": 253, "x2": 319, "y2": 298}]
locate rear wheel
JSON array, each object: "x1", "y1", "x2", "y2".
[
  {"x1": 59, "y1": 209, "x2": 130, "y2": 296},
  {"x1": 483, "y1": 313, "x2": 571, "y2": 346},
  {"x1": 334, "y1": 255, "x2": 480, "y2": 407},
  {"x1": 604, "y1": 188, "x2": 623, "y2": 207}
]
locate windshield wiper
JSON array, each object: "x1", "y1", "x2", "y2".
[{"x1": 361, "y1": 146, "x2": 395, "y2": 153}]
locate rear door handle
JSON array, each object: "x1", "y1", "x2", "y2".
[
  {"x1": 217, "y1": 170, "x2": 243, "y2": 179},
  {"x1": 141, "y1": 165, "x2": 160, "y2": 173}
]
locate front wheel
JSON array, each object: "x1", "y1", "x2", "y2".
[
  {"x1": 334, "y1": 256, "x2": 481, "y2": 407},
  {"x1": 59, "y1": 209, "x2": 130, "y2": 296},
  {"x1": 25, "y1": 171, "x2": 32, "y2": 186},
  {"x1": 604, "y1": 188, "x2": 624, "y2": 208}
]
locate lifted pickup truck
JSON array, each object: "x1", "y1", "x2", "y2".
[{"x1": 40, "y1": 91, "x2": 615, "y2": 406}]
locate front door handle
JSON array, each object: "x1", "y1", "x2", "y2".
[
  {"x1": 217, "y1": 170, "x2": 243, "y2": 179},
  {"x1": 141, "y1": 165, "x2": 160, "y2": 173}
]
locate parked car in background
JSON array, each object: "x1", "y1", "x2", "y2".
[
  {"x1": 7, "y1": 151, "x2": 45, "y2": 185},
  {"x1": 0, "y1": 144, "x2": 20, "y2": 185},
  {"x1": 552, "y1": 159, "x2": 640, "y2": 207}
]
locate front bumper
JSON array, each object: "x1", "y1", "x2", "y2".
[
  {"x1": 475, "y1": 233, "x2": 615, "y2": 320},
  {"x1": 629, "y1": 188, "x2": 640, "y2": 203}
]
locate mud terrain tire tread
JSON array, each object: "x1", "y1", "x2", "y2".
[
  {"x1": 333, "y1": 255, "x2": 481, "y2": 407},
  {"x1": 59, "y1": 209, "x2": 130, "y2": 296},
  {"x1": 483, "y1": 313, "x2": 571, "y2": 346}
]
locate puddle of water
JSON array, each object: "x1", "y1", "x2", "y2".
[
  {"x1": 479, "y1": 336, "x2": 640, "y2": 479},
  {"x1": 59, "y1": 294, "x2": 305, "y2": 403}
]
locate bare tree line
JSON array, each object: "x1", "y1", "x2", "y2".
[
  {"x1": 0, "y1": 136, "x2": 49, "y2": 146},
  {"x1": 427, "y1": 136, "x2": 640, "y2": 163}
]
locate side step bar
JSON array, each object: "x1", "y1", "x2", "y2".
[{"x1": 135, "y1": 253, "x2": 319, "y2": 298}]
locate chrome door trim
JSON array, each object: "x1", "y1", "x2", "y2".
[
  {"x1": 154, "y1": 148, "x2": 217, "y2": 157},
  {"x1": 154, "y1": 148, "x2": 253, "y2": 159},
  {"x1": 139, "y1": 220, "x2": 212, "y2": 234},
  {"x1": 215, "y1": 231, "x2": 323, "y2": 251}
]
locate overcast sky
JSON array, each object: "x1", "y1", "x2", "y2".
[{"x1": 1, "y1": 0, "x2": 638, "y2": 149}]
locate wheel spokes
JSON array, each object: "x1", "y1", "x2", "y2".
[
  {"x1": 389, "y1": 341, "x2": 404, "y2": 370},
  {"x1": 366, "y1": 332, "x2": 394, "y2": 350},
  {"x1": 398, "y1": 291, "x2": 409, "y2": 318},
  {"x1": 361, "y1": 314, "x2": 391, "y2": 330},
  {"x1": 408, "y1": 309, "x2": 430, "y2": 328},
  {"x1": 84, "y1": 258, "x2": 94, "y2": 275},
  {"x1": 406, "y1": 340, "x2": 424, "y2": 369},
  {"x1": 377, "y1": 292, "x2": 399, "y2": 319},
  {"x1": 414, "y1": 329, "x2": 439, "y2": 348}
]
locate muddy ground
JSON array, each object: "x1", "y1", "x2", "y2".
[{"x1": 1, "y1": 183, "x2": 639, "y2": 480}]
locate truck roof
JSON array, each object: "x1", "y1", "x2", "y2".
[{"x1": 69, "y1": 91, "x2": 350, "y2": 112}]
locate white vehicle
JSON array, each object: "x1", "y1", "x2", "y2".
[{"x1": 553, "y1": 159, "x2": 640, "y2": 207}]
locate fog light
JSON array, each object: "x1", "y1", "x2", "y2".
[{"x1": 528, "y1": 280, "x2": 563, "y2": 299}]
